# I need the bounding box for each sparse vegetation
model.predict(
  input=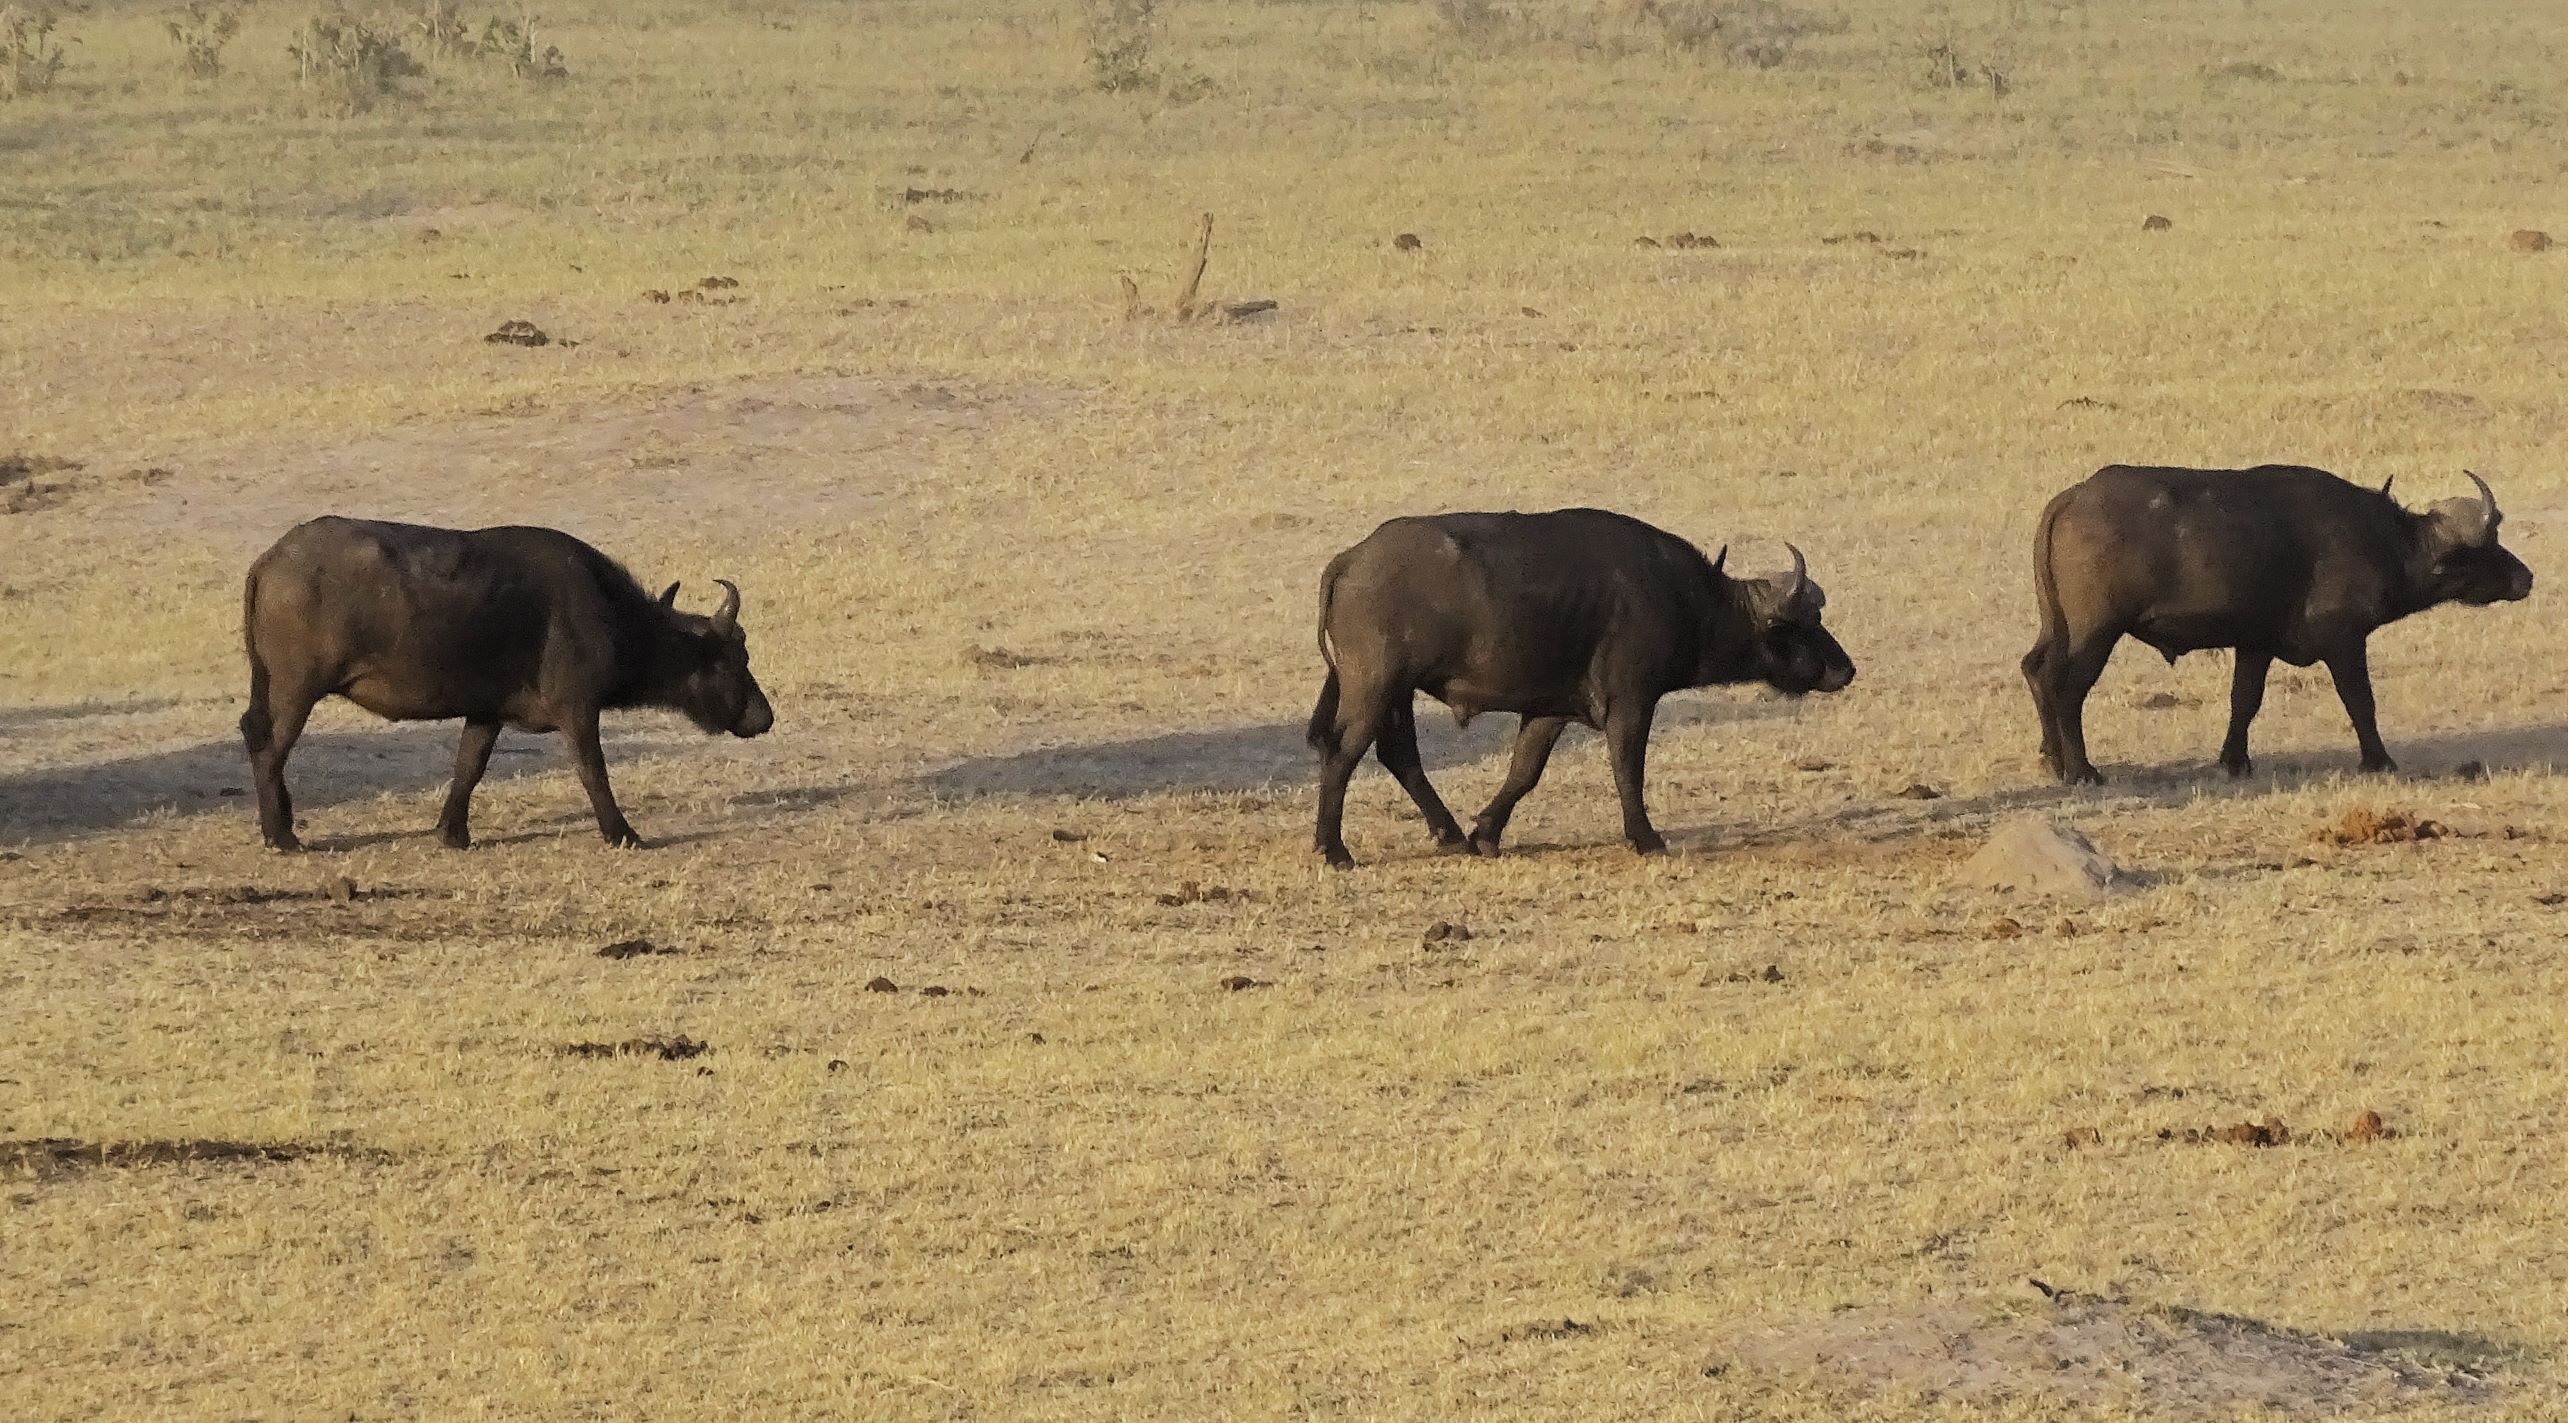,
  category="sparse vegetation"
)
[0,2,68,99]
[163,0,246,79]
[475,9,565,81]
[286,5,423,113]
[1081,0,1159,92]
